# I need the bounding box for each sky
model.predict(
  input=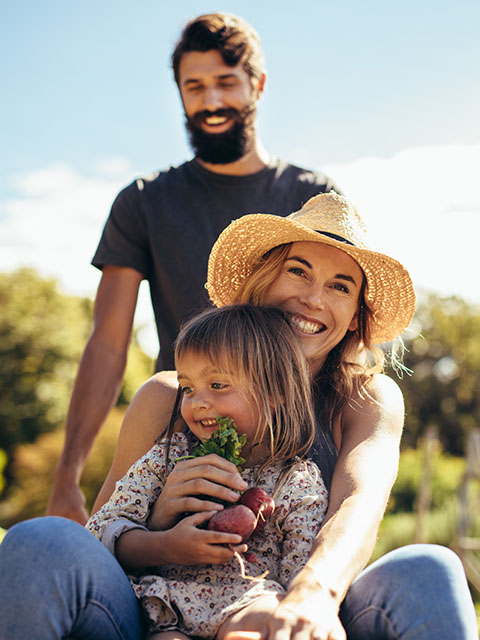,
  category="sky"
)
[1,0,479,356]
